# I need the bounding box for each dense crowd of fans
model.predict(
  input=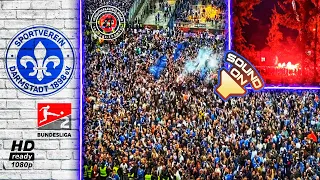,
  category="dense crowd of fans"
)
[137,0,173,25]
[83,1,320,180]
[256,66,320,86]
[174,0,226,29]
[83,28,320,180]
